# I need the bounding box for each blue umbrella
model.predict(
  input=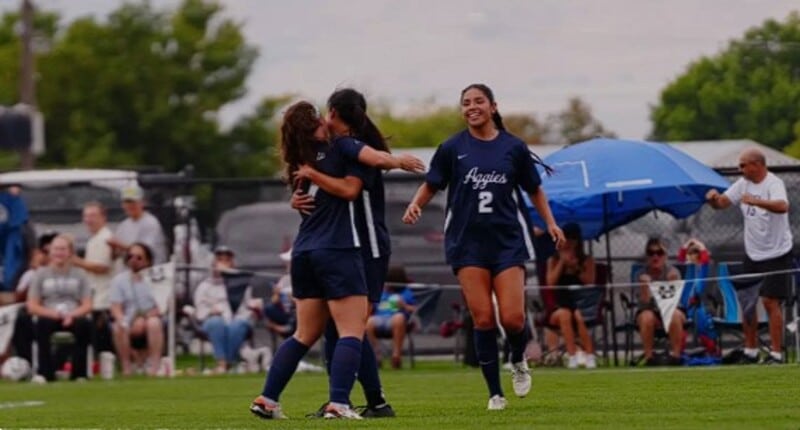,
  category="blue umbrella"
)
[526,137,729,366]
[528,138,730,239]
